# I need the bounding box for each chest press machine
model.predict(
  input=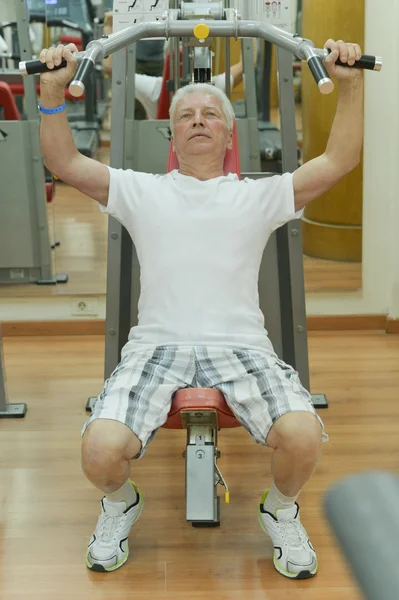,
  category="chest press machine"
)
[22,0,381,526]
